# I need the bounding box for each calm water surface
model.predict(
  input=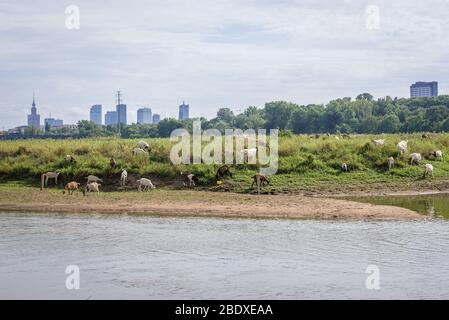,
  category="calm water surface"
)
[349,193,449,219]
[1,212,449,299]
